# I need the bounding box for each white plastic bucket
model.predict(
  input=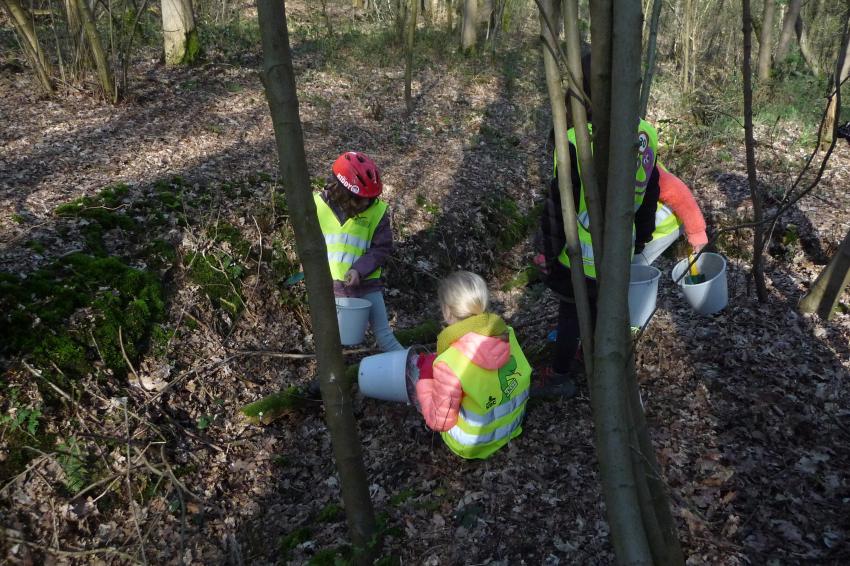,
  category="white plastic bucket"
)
[358,347,416,403]
[335,297,372,346]
[671,252,728,315]
[629,264,662,328]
